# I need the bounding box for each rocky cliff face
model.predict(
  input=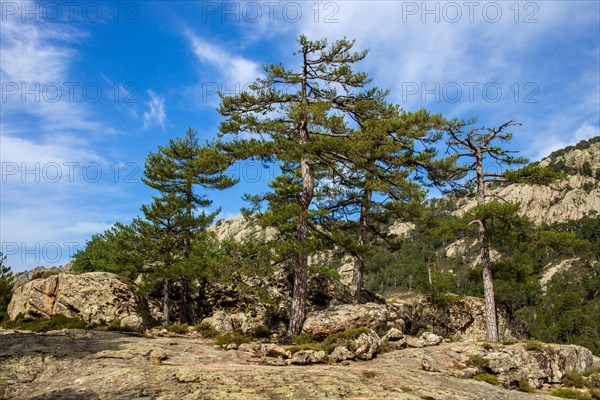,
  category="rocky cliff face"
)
[207,215,276,242]
[457,140,600,224]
